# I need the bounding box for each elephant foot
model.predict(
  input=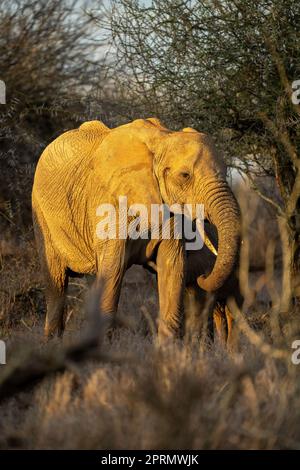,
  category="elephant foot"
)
[157,320,179,346]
